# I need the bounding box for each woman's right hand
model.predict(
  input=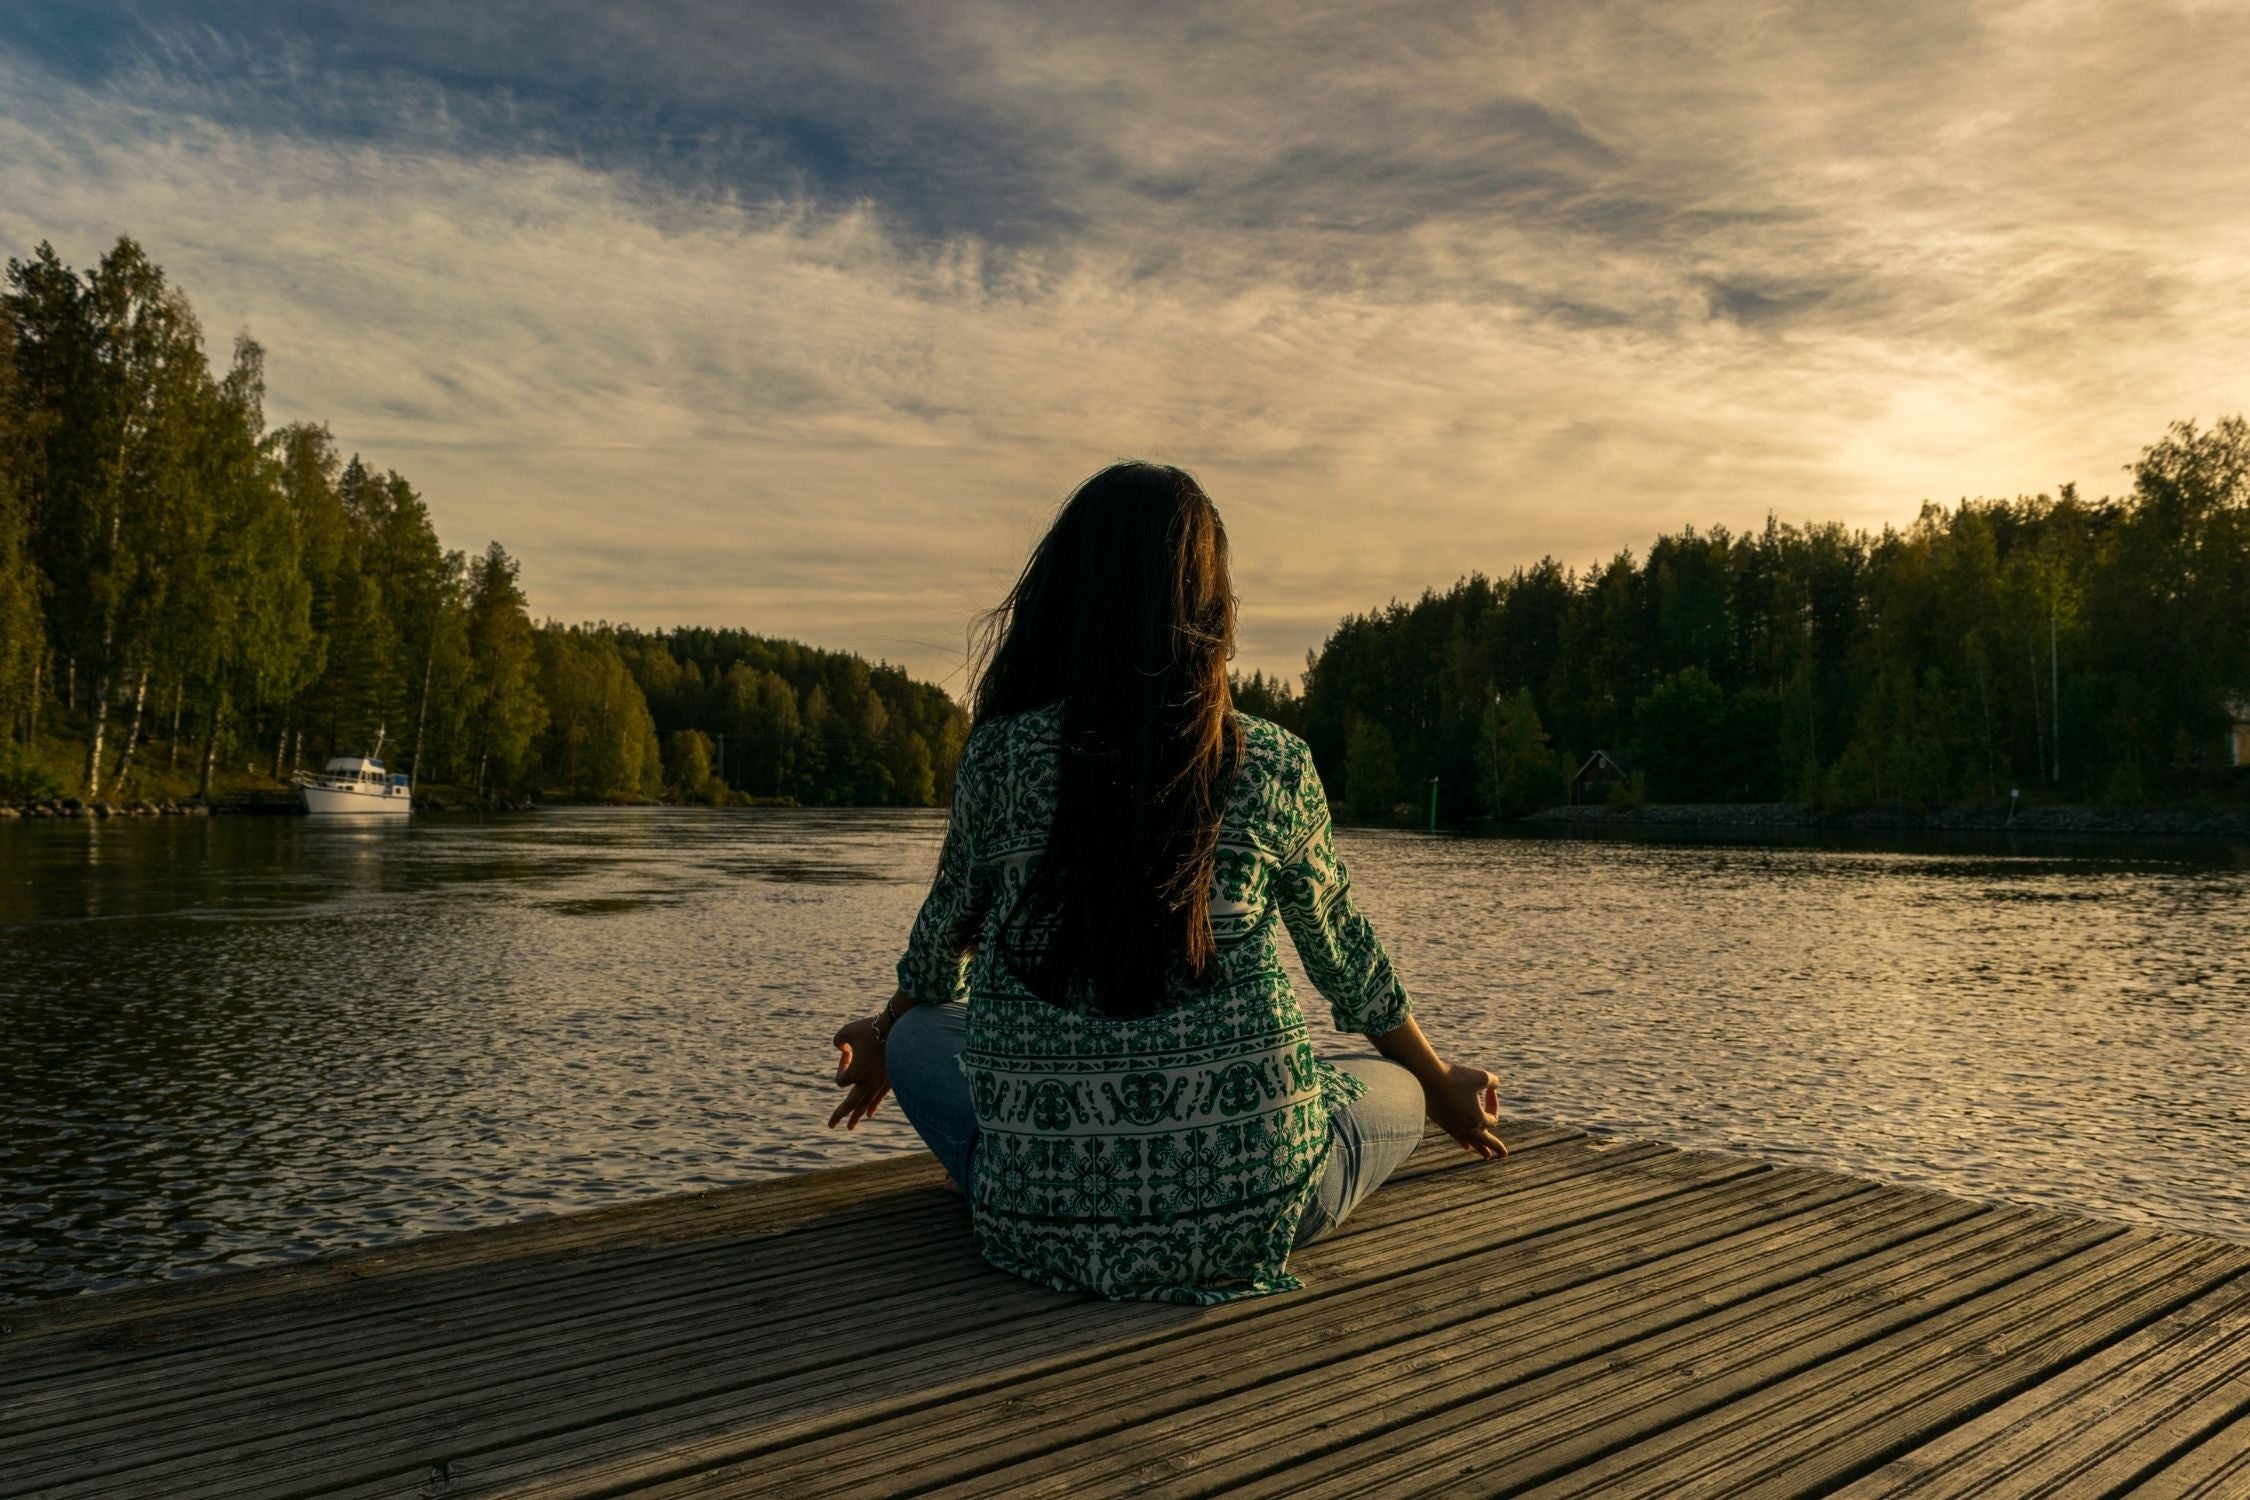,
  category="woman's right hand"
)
[1423,1061,1507,1159]
[828,1016,892,1129]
